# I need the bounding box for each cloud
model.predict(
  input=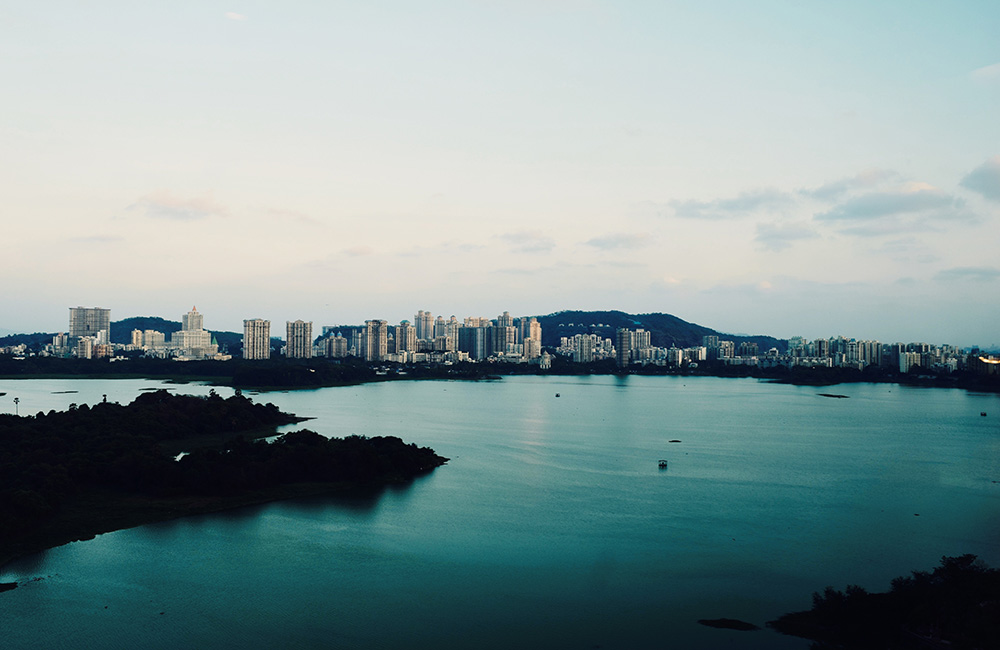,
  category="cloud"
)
[342,245,374,257]
[585,232,650,250]
[754,221,819,251]
[959,156,1000,202]
[669,188,792,220]
[128,191,228,220]
[816,183,959,222]
[813,183,973,235]
[497,231,555,253]
[970,62,1000,83]
[935,266,1000,282]
[801,169,897,201]
[225,12,248,21]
